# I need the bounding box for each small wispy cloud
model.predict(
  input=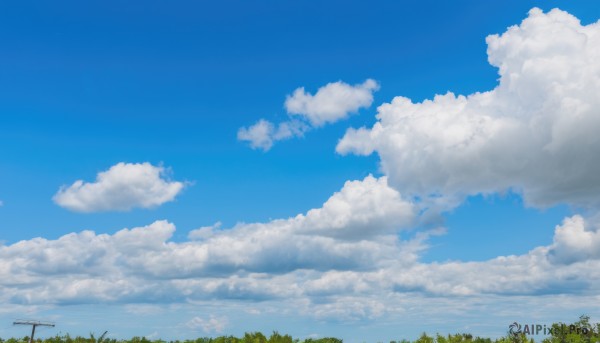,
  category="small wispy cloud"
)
[238,79,378,151]
[186,315,228,333]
